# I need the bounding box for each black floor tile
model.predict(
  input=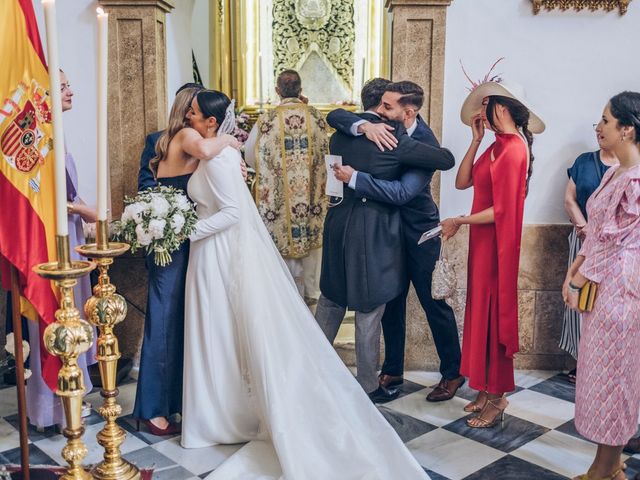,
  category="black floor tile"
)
[424,467,451,480]
[378,406,437,443]
[397,379,430,398]
[462,455,568,479]
[444,413,549,453]
[529,374,576,403]
[3,414,59,442]
[0,443,57,466]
